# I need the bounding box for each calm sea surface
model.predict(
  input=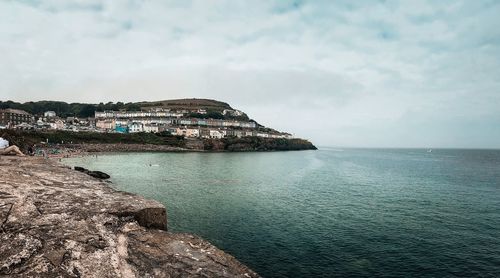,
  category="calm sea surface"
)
[63,149,500,277]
